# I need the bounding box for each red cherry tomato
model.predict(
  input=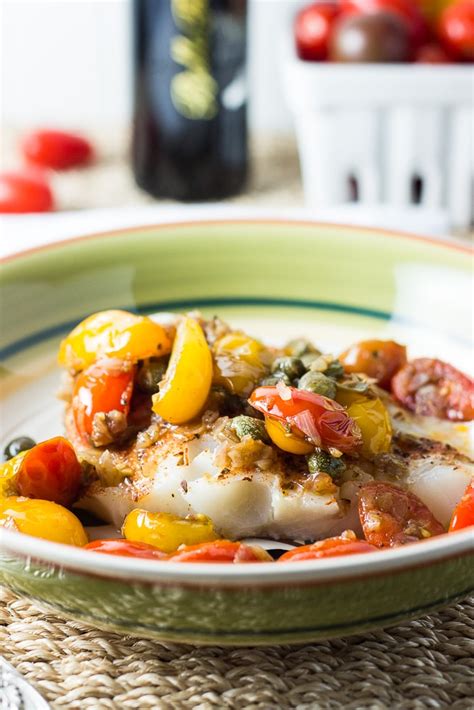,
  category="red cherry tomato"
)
[358,481,445,547]
[170,540,271,563]
[438,0,474,62]
[16,436,81,506]
[278,535,377,562]
[415,42,451,62]
[72,359,135,441]
[341,0,428,46]
[449,480,474,532]
[391,358,474,422]
[84,539,168,559]
[22,130,94,170]
[0,171,54,213]
[295,2,341,61]
[339,339,407,390]
[249,385,362,453]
